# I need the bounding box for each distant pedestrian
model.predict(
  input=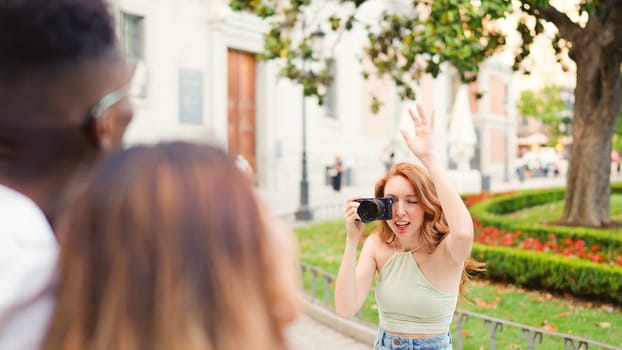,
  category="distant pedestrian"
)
[384,151,395,173]
[551,163,560,177]
[516,165,526,182]
[43,142,300,350]
[612,151,620,175]
[236,154,254,182]
[330,155,345,192]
